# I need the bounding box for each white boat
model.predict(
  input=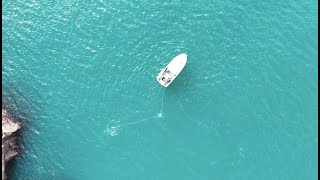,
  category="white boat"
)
[156,53,187,87]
